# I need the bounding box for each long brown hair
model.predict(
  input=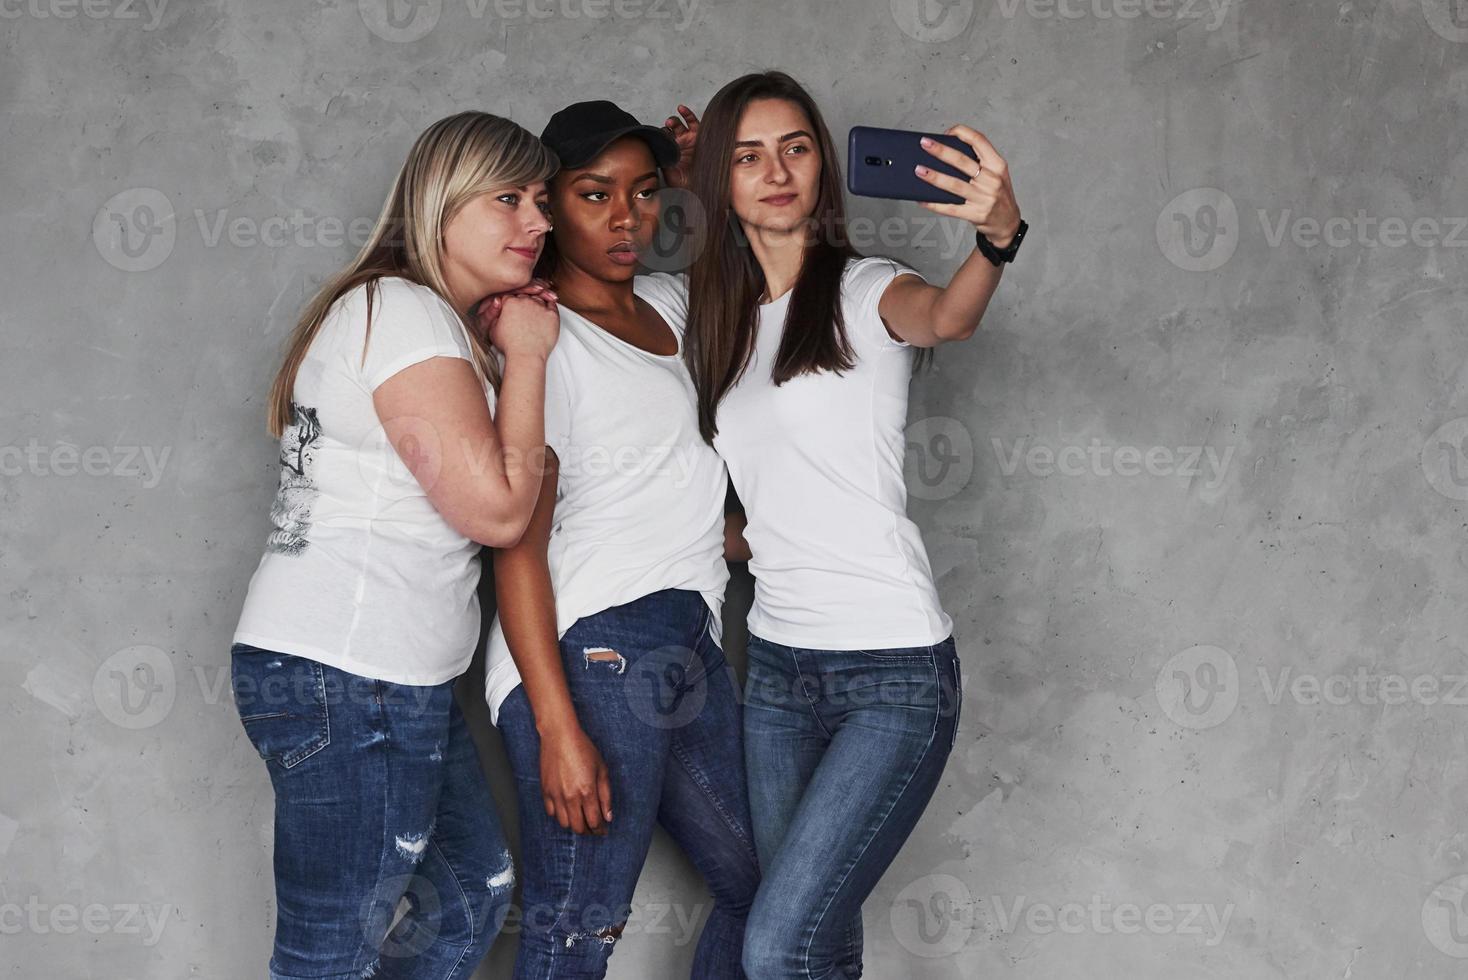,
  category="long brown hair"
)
[684,71,859,443]
[266,111,558,437]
